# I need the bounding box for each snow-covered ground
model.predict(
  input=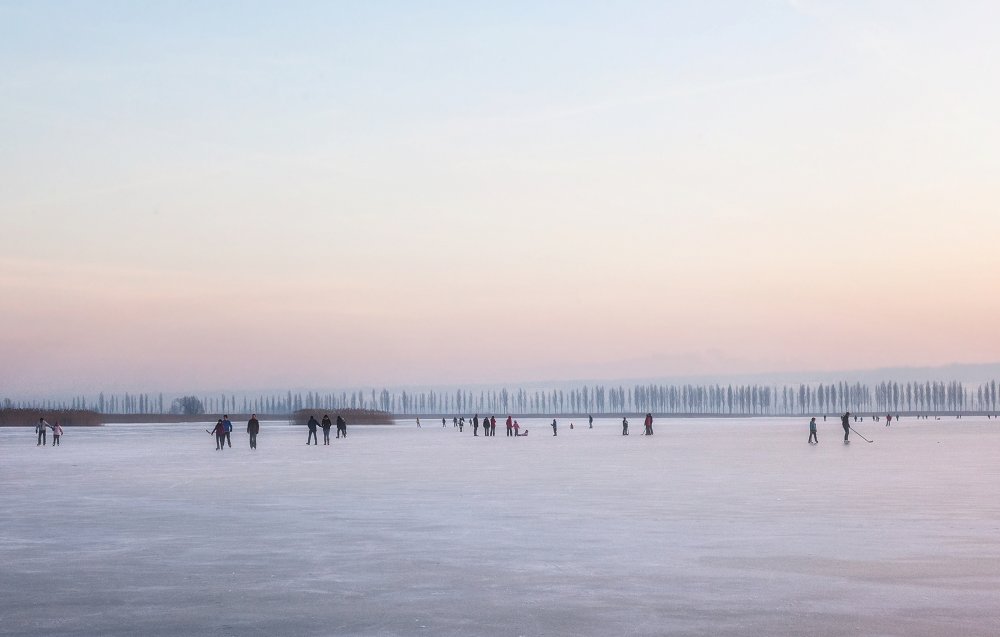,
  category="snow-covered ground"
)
[2,417,999,636]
